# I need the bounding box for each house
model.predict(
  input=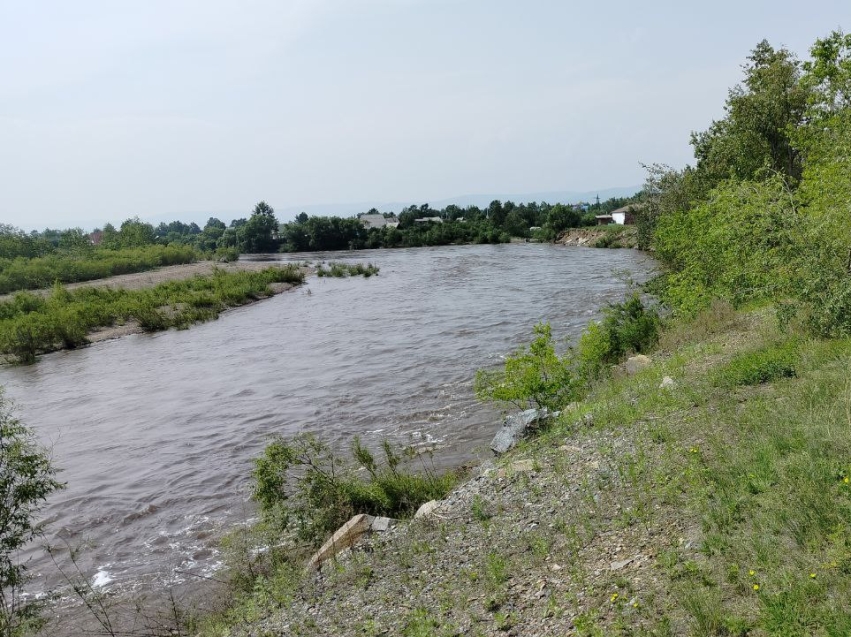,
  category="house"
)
[414,217,443,224]
[595,214,614,226]
[359,214,389,229]
[610,205,642,225]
